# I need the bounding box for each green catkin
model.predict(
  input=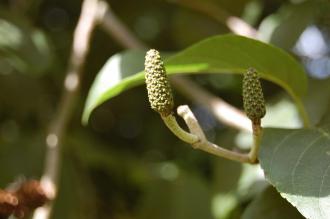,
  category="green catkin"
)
[242,68,266,123]
[145,49,174,117]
